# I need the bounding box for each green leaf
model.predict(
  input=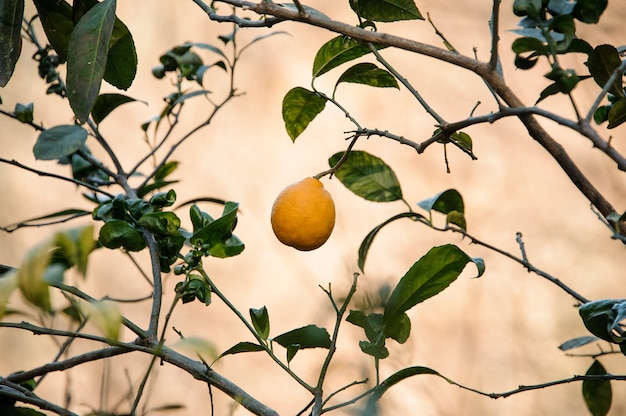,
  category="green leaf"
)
[175,274,211,305]
[350,0,423,22]
[358,212,425,272]
[0,407,47,416]
[102,11,137,90]
[607,97,626,129]
[586,45,624,98]
[335,63,398,93]
[513,0,542,17]
[14,102,34,123]
[558,336,599,351]
[583,360,612,416]
[273,325,331,351]
[83,300,121,341]
[579,299,626,343]
[172,337,218,361]
[250,306,270,340]
[54,225,96,276]
[98,219,146,252]
[418,189,464,215]
[149,189,177,209]
[365,366,447,411]
[0,270,18,320]
[33,125,88,160]
[446,210,467,231]
[216,342,265,361]
[329,150,403,202]
[358,340,389,359]
[0,0,24,87]
[1,208,90,232]
[154,161,179,181]
[32,0,73,61]
[511,37,548,55]
[383,244,482,336]
[16,241,54,313]
[190,202,244,258]
[91,93,141,124]
[138,212,181,236]
[573,0,607,24]
[281,87,327,141]
[66,0,117,123]
[312,35,385,78]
